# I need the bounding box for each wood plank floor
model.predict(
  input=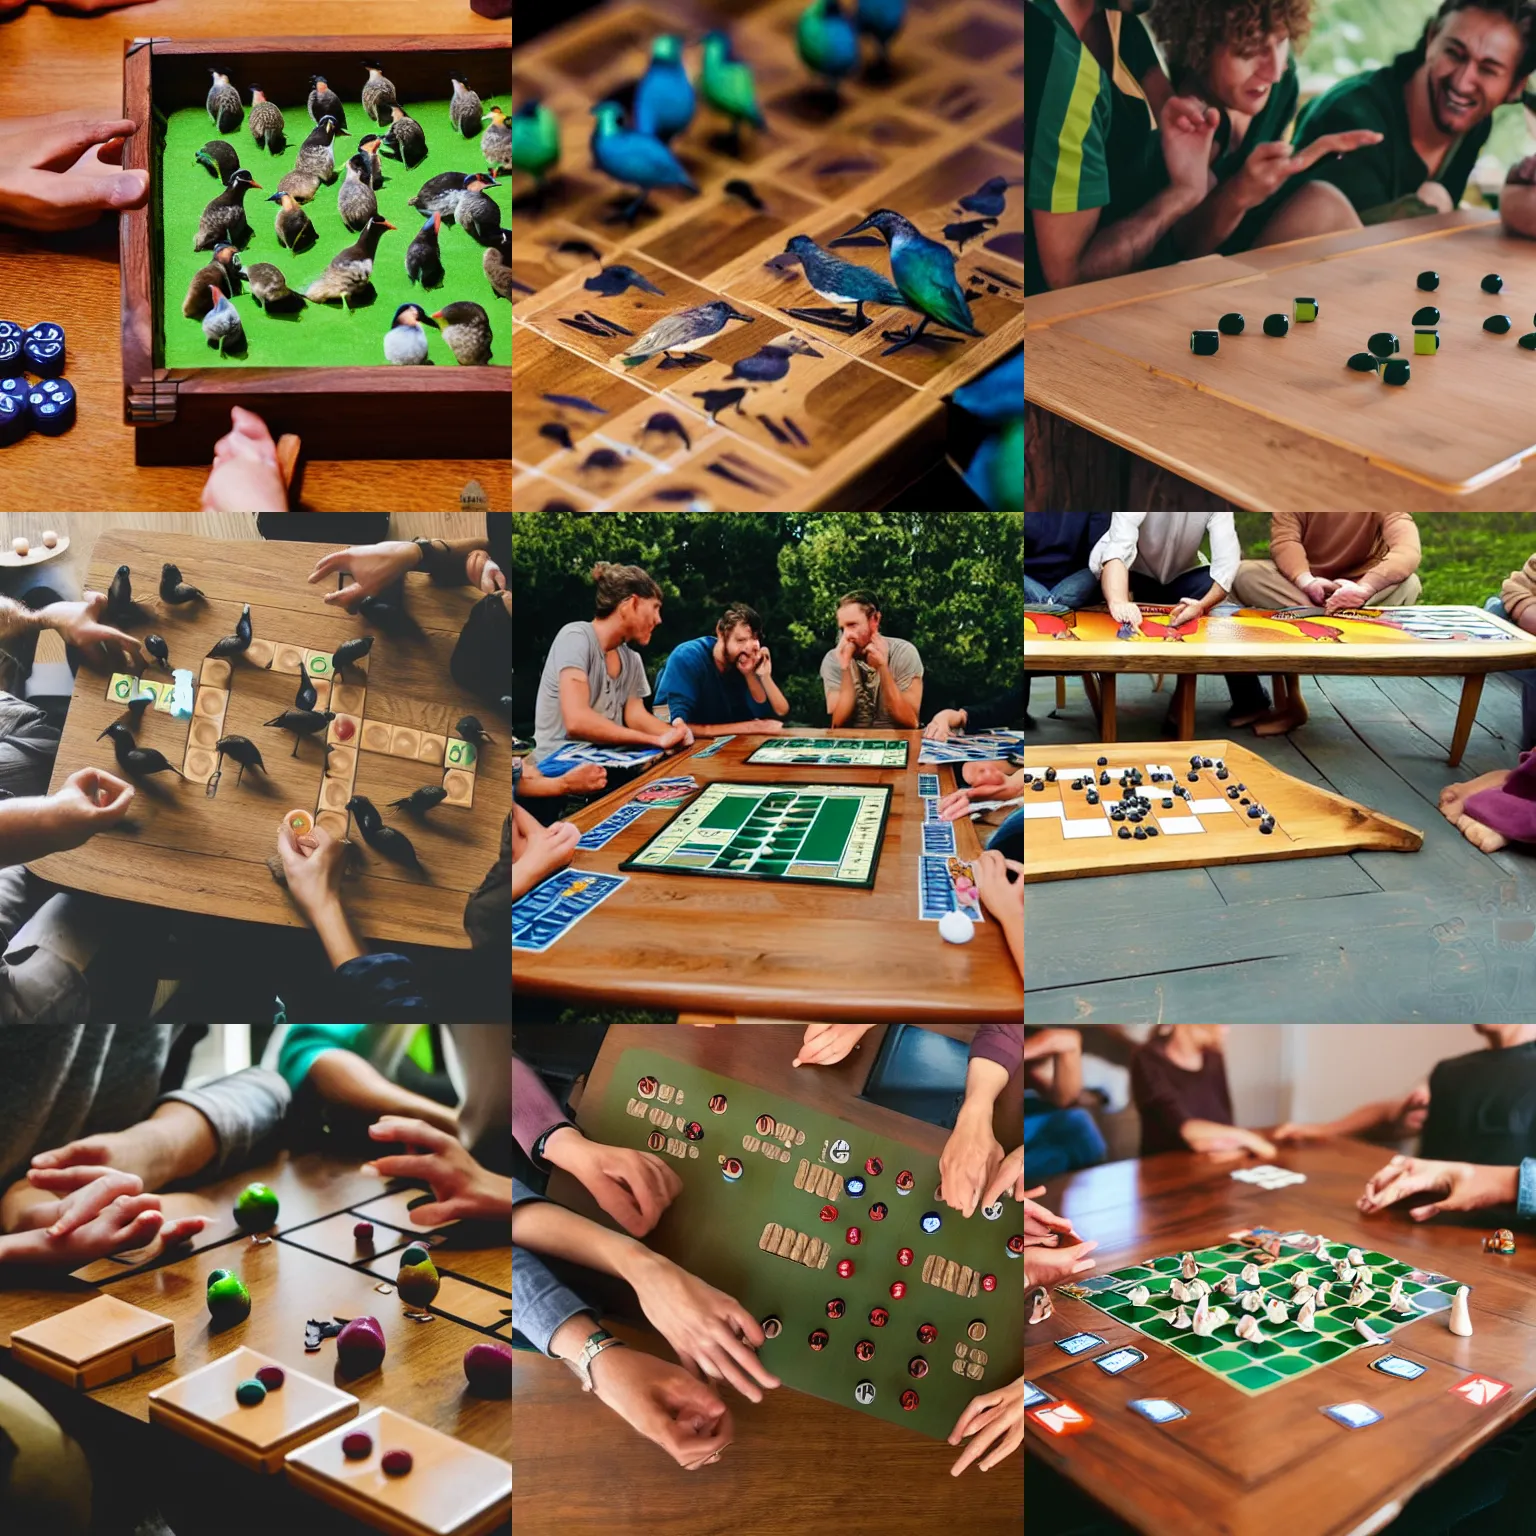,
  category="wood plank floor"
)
[1024,669,1536,1023]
